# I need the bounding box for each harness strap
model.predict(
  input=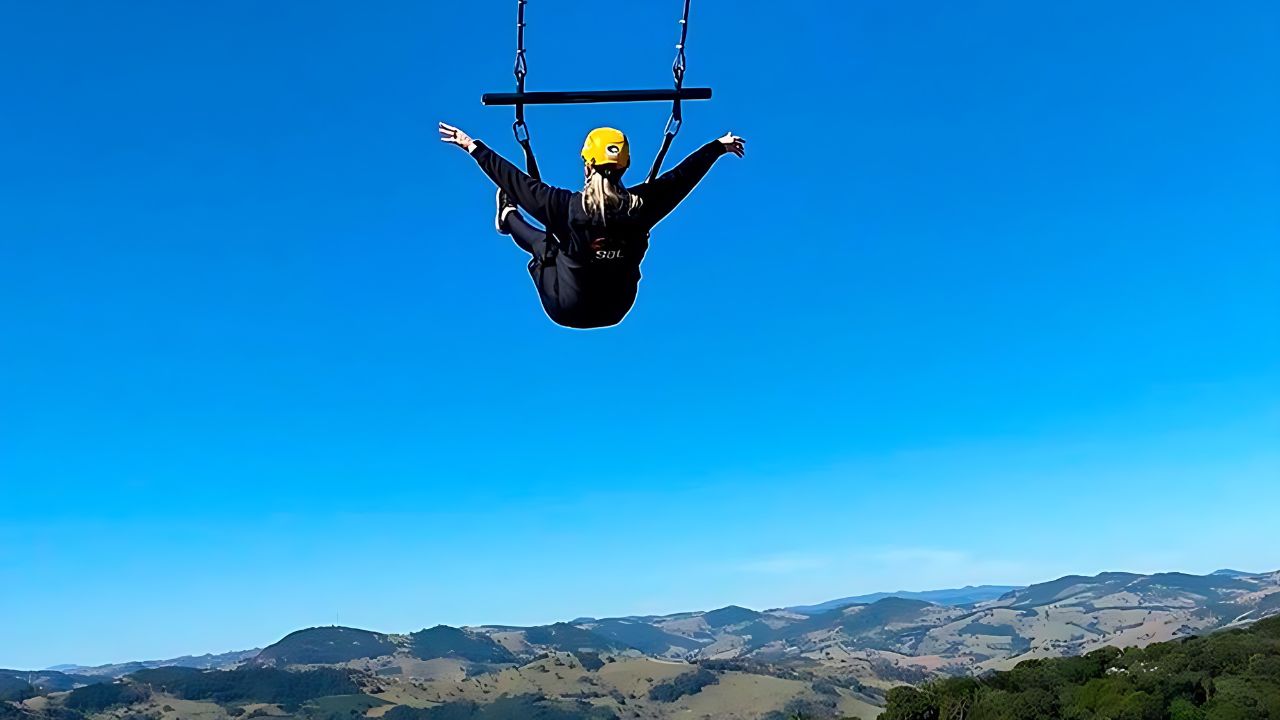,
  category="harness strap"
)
[646,0,692,183]
[512,0,541,180]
